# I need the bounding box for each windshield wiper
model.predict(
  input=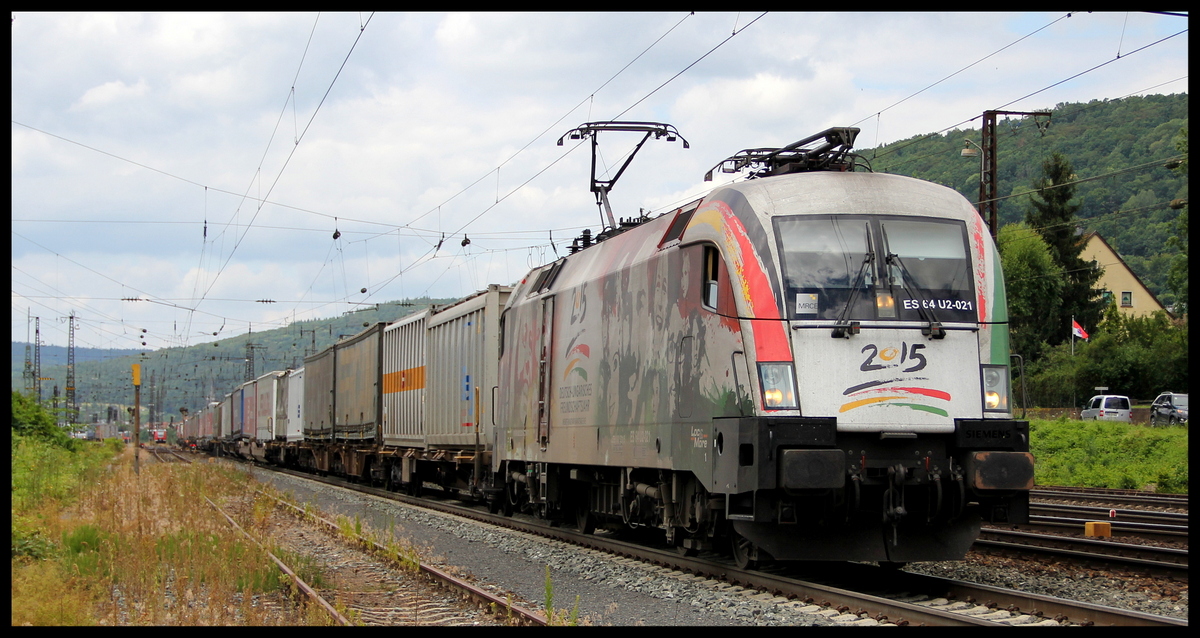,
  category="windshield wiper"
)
[882,224,946,339]
[831,224,873,338]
